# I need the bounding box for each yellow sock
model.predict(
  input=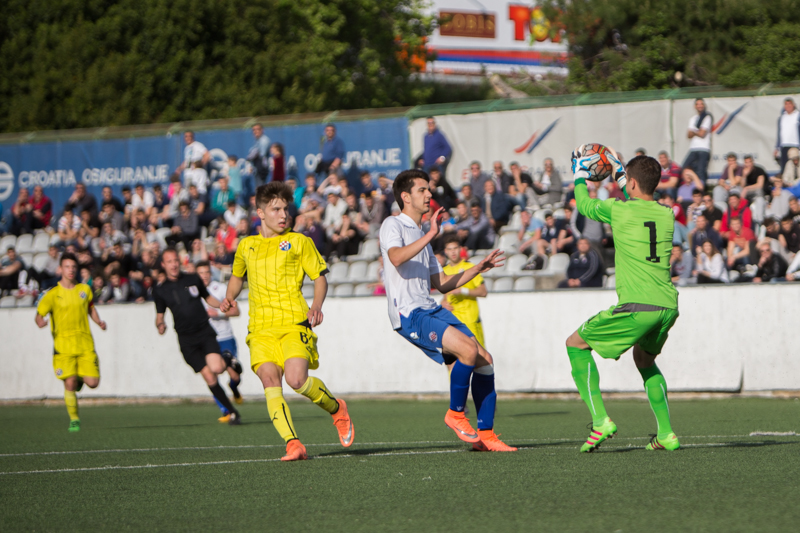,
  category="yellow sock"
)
[265,388,298,443]
[293,377,339,414]
[64,390,79,421]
